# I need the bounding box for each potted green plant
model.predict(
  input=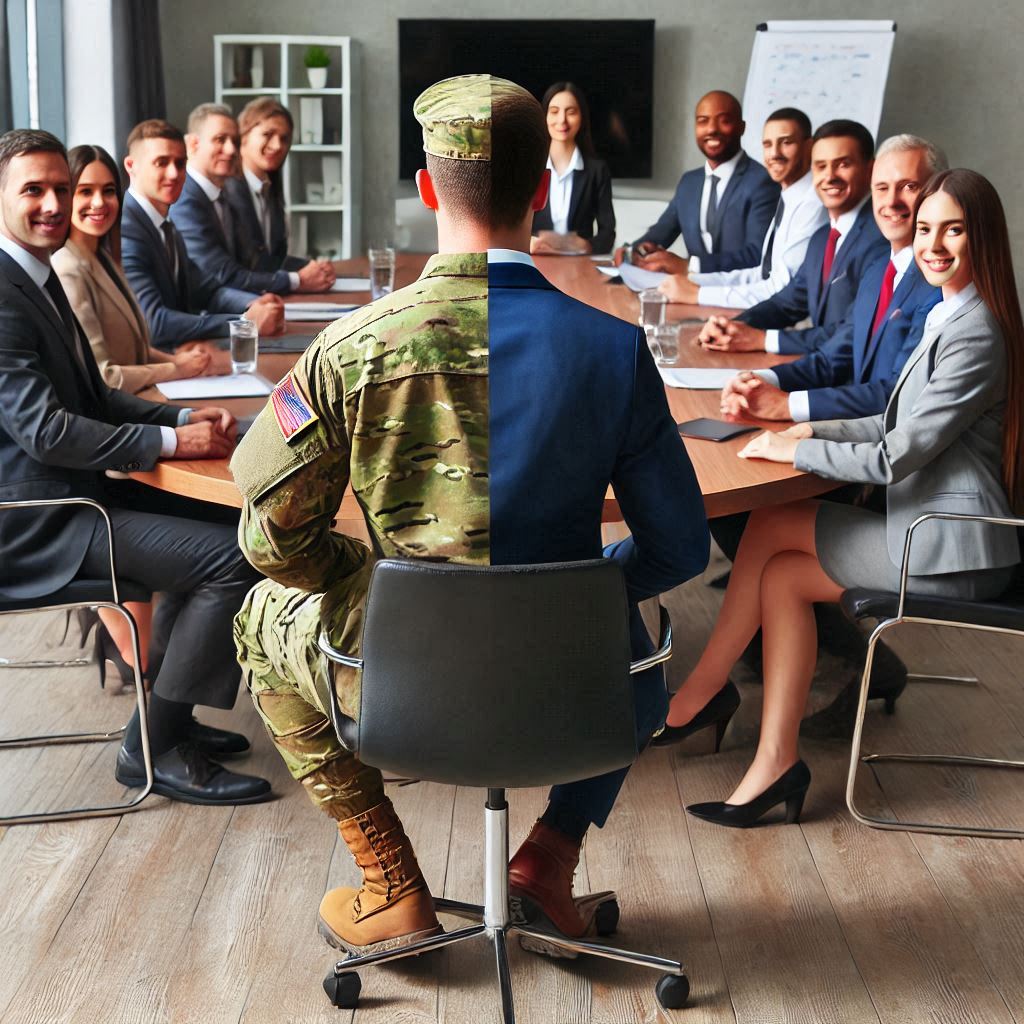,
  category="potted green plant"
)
[304,45,330,89]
